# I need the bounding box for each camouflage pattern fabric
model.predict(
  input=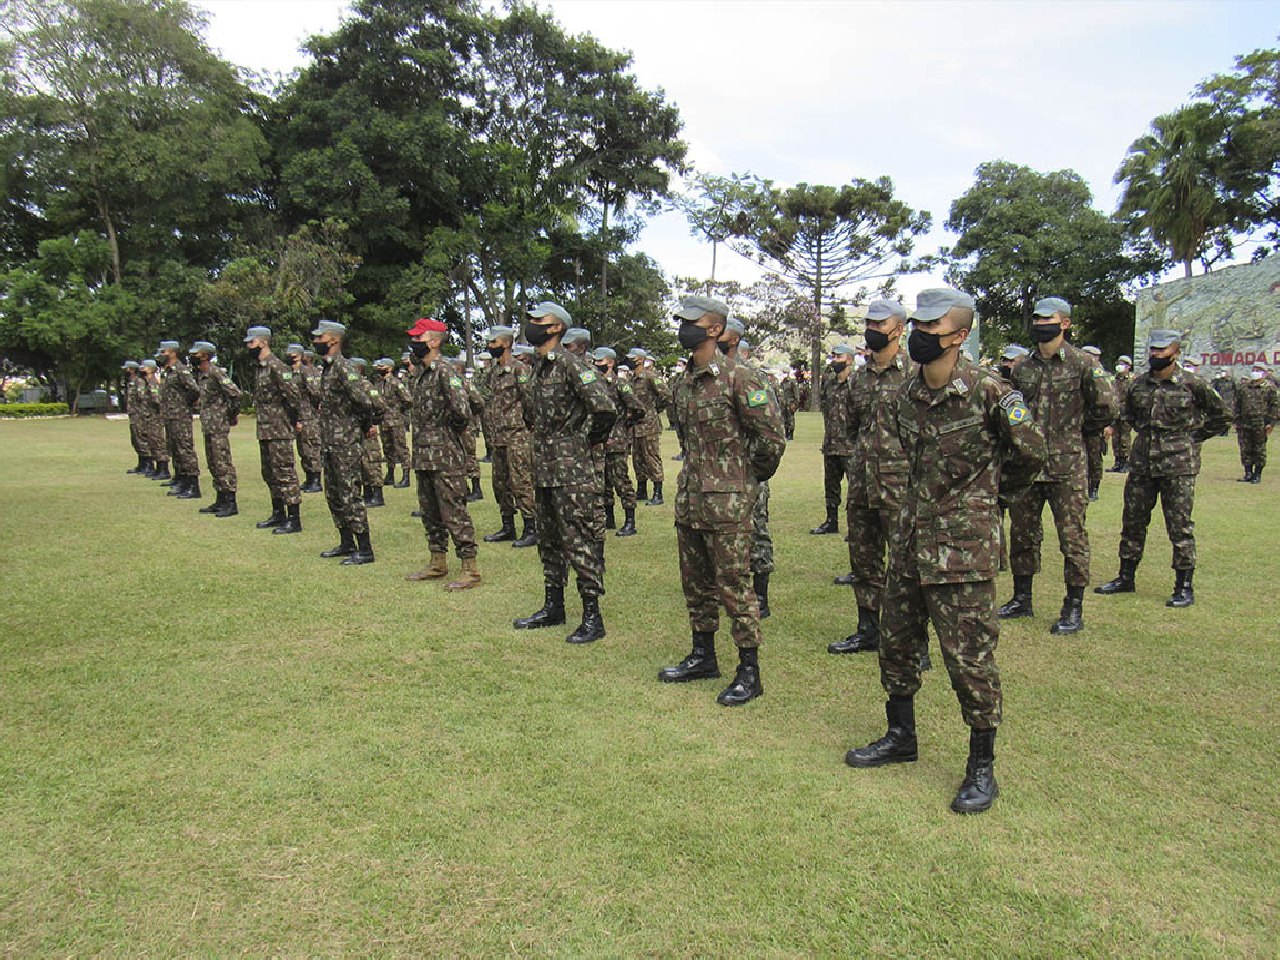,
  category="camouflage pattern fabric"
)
[318,354,375,535]
[1235,425,1270,467]
[360,379,387,486]
[125,377,144,455]
[1085,433,1105,489]
[482,361,535,519]
[847,503,893,609]
[377,372,412,467]
[1122,369,1230,477]
[1234,377,1278,467]
[196,363,240,493]
[1111,370,1134,459]
[493,437,536,520]
[822,454,851,517]
[1007,475,1090,586]
[820,369,856,456]
[259,440,299,504]
[410,359,479,555]
[1009,342,1115,481]
[629,371,669,483]
[749,480,773,575]
[160,362,200,474]
[778,377,799,436]
[1211,374,1236,412]
[136,378,164,459]
[417,469,478,558]
[602,372,642,511]
[604,451,636,511]
[164,417,200,475]
[296,362,323,474]
[253,354,301,441]
[1119,474,1198,570]
[678,525,760,648]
